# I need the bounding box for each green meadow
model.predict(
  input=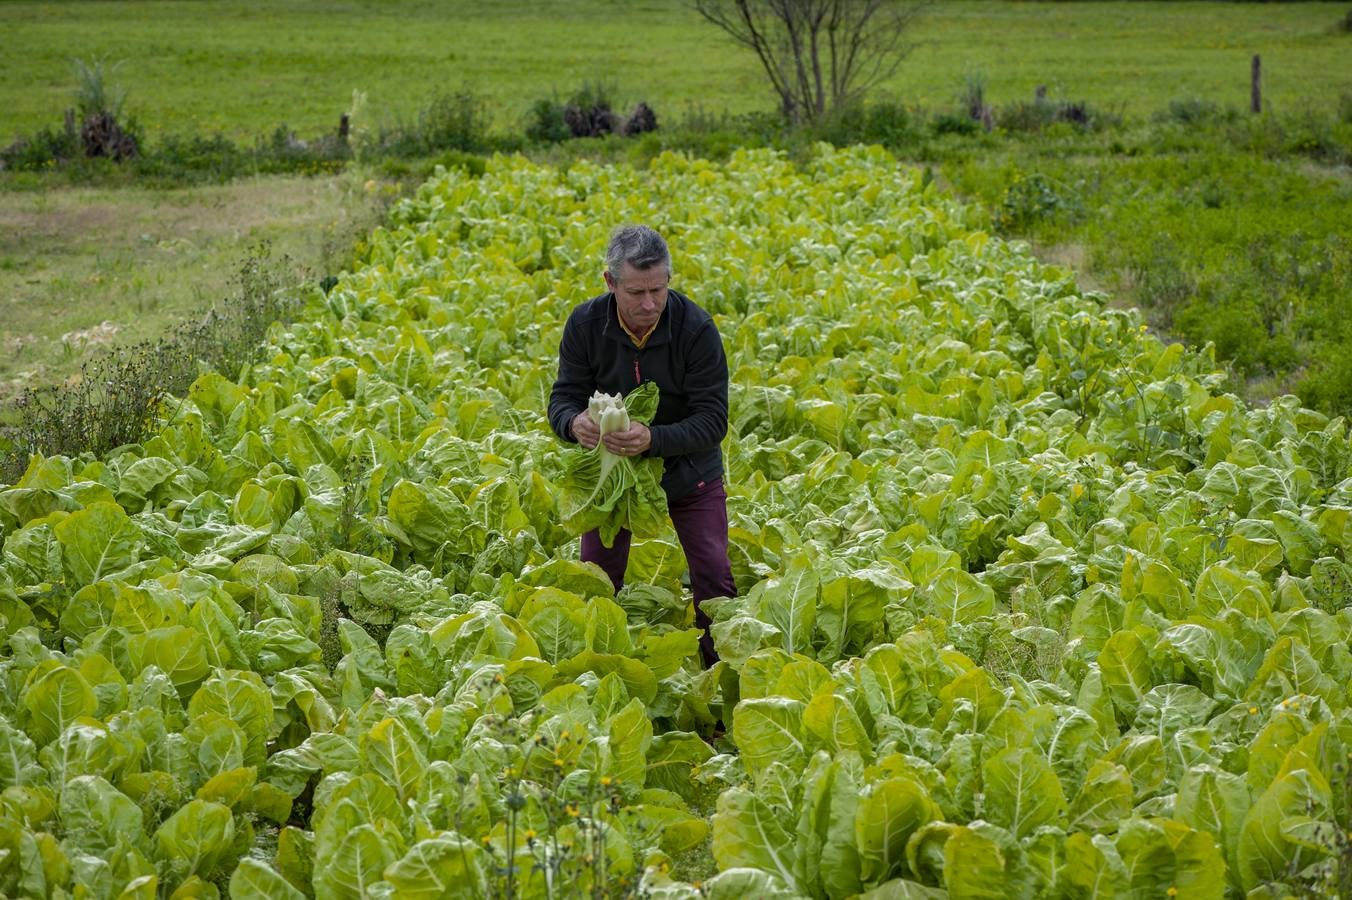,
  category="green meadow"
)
[3,1,1349,144]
